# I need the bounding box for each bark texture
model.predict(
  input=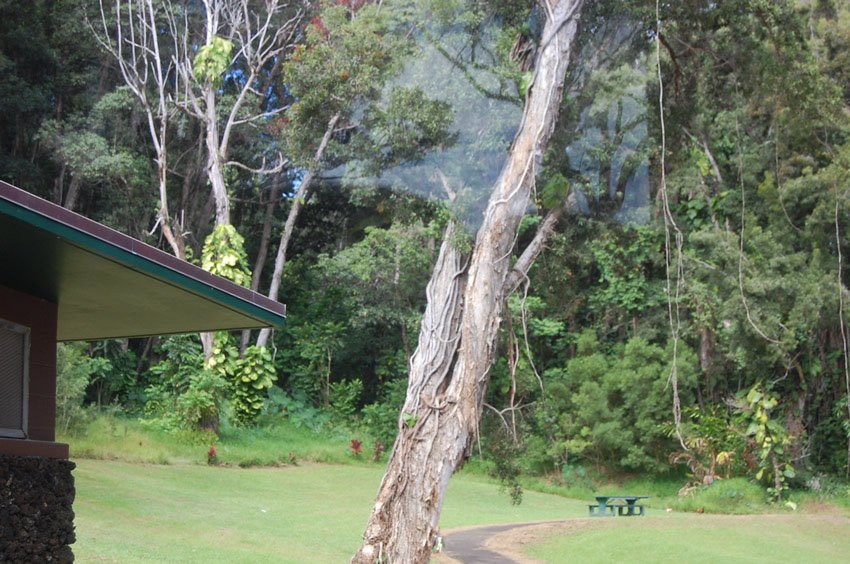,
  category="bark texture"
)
[352,2,584,562]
